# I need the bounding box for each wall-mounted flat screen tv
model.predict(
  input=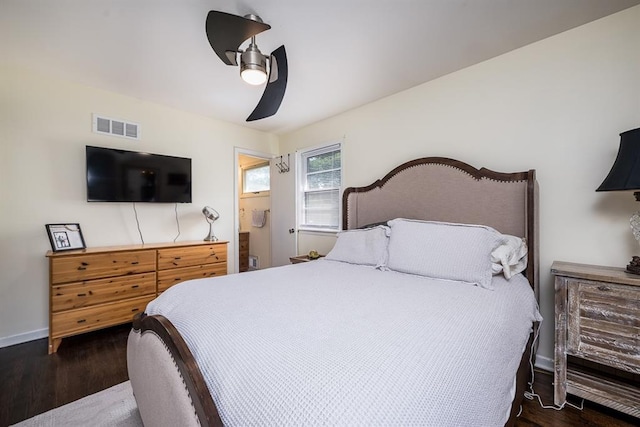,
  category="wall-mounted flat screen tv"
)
[86,145,192,203]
